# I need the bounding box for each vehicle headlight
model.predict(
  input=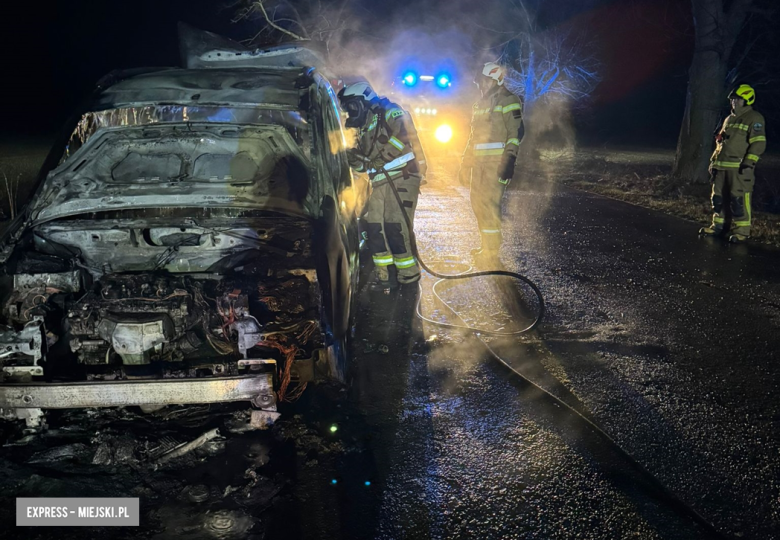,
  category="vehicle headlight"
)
[435,124,453,143]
